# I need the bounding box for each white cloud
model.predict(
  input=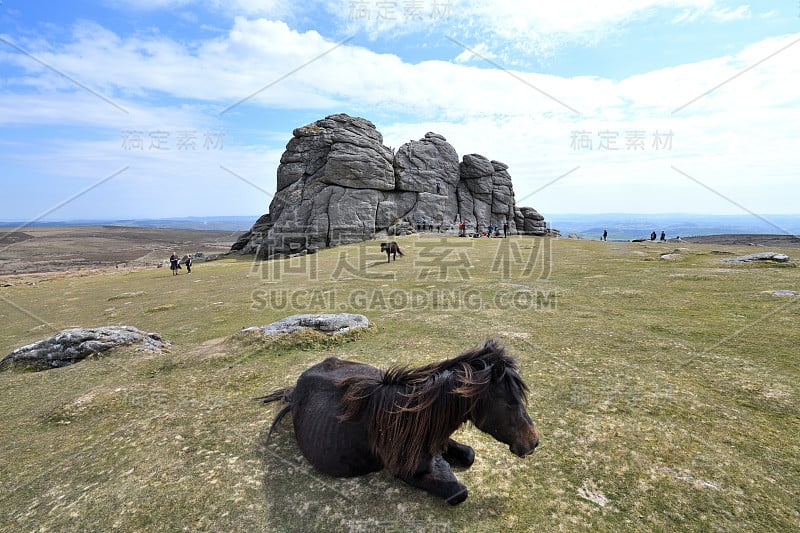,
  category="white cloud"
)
[710,5,751,21]
[314,1,750,60]
[2,15,798,216]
